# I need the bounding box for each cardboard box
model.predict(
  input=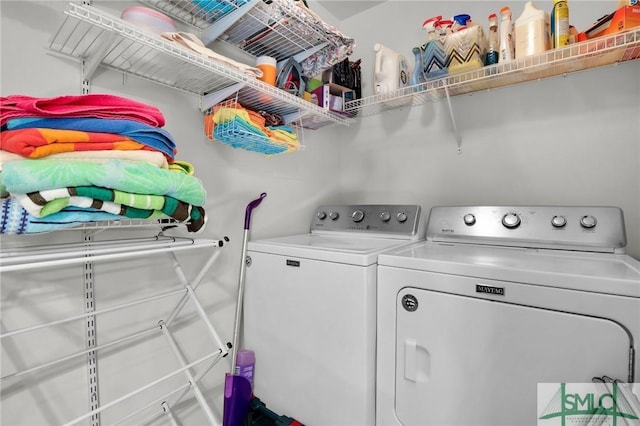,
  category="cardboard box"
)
[311,83,356,116]
[577,5,640,42]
